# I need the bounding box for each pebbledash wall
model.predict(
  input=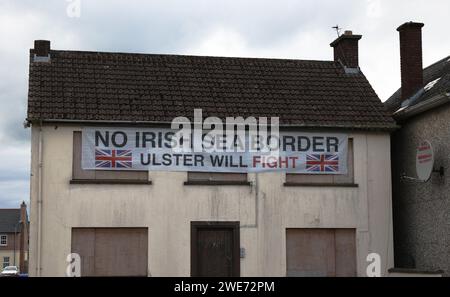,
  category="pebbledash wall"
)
[28,123,394,276]
[391,104,450,275]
